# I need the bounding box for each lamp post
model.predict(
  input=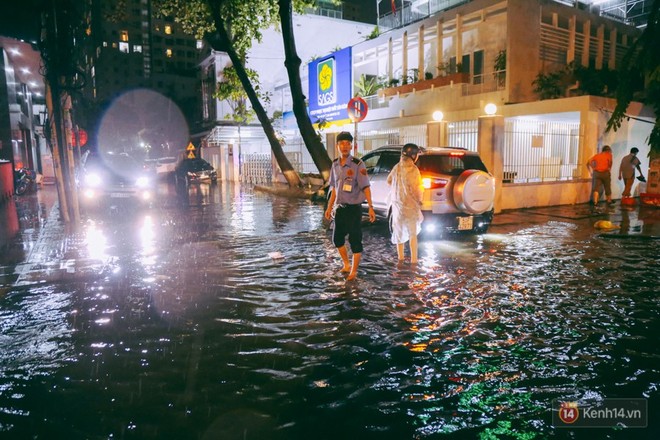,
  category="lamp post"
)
[478,102,504,213]
[427,110,448,147]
